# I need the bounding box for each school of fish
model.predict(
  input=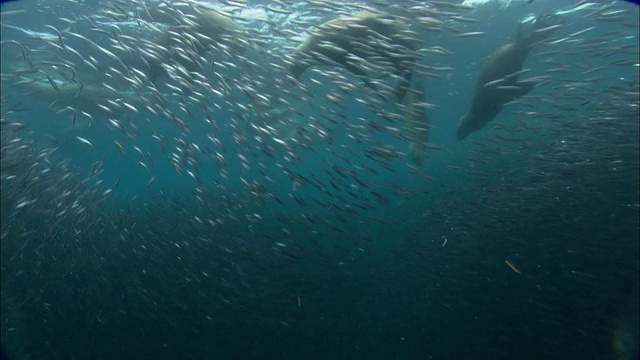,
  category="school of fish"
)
[0,0,638,359]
